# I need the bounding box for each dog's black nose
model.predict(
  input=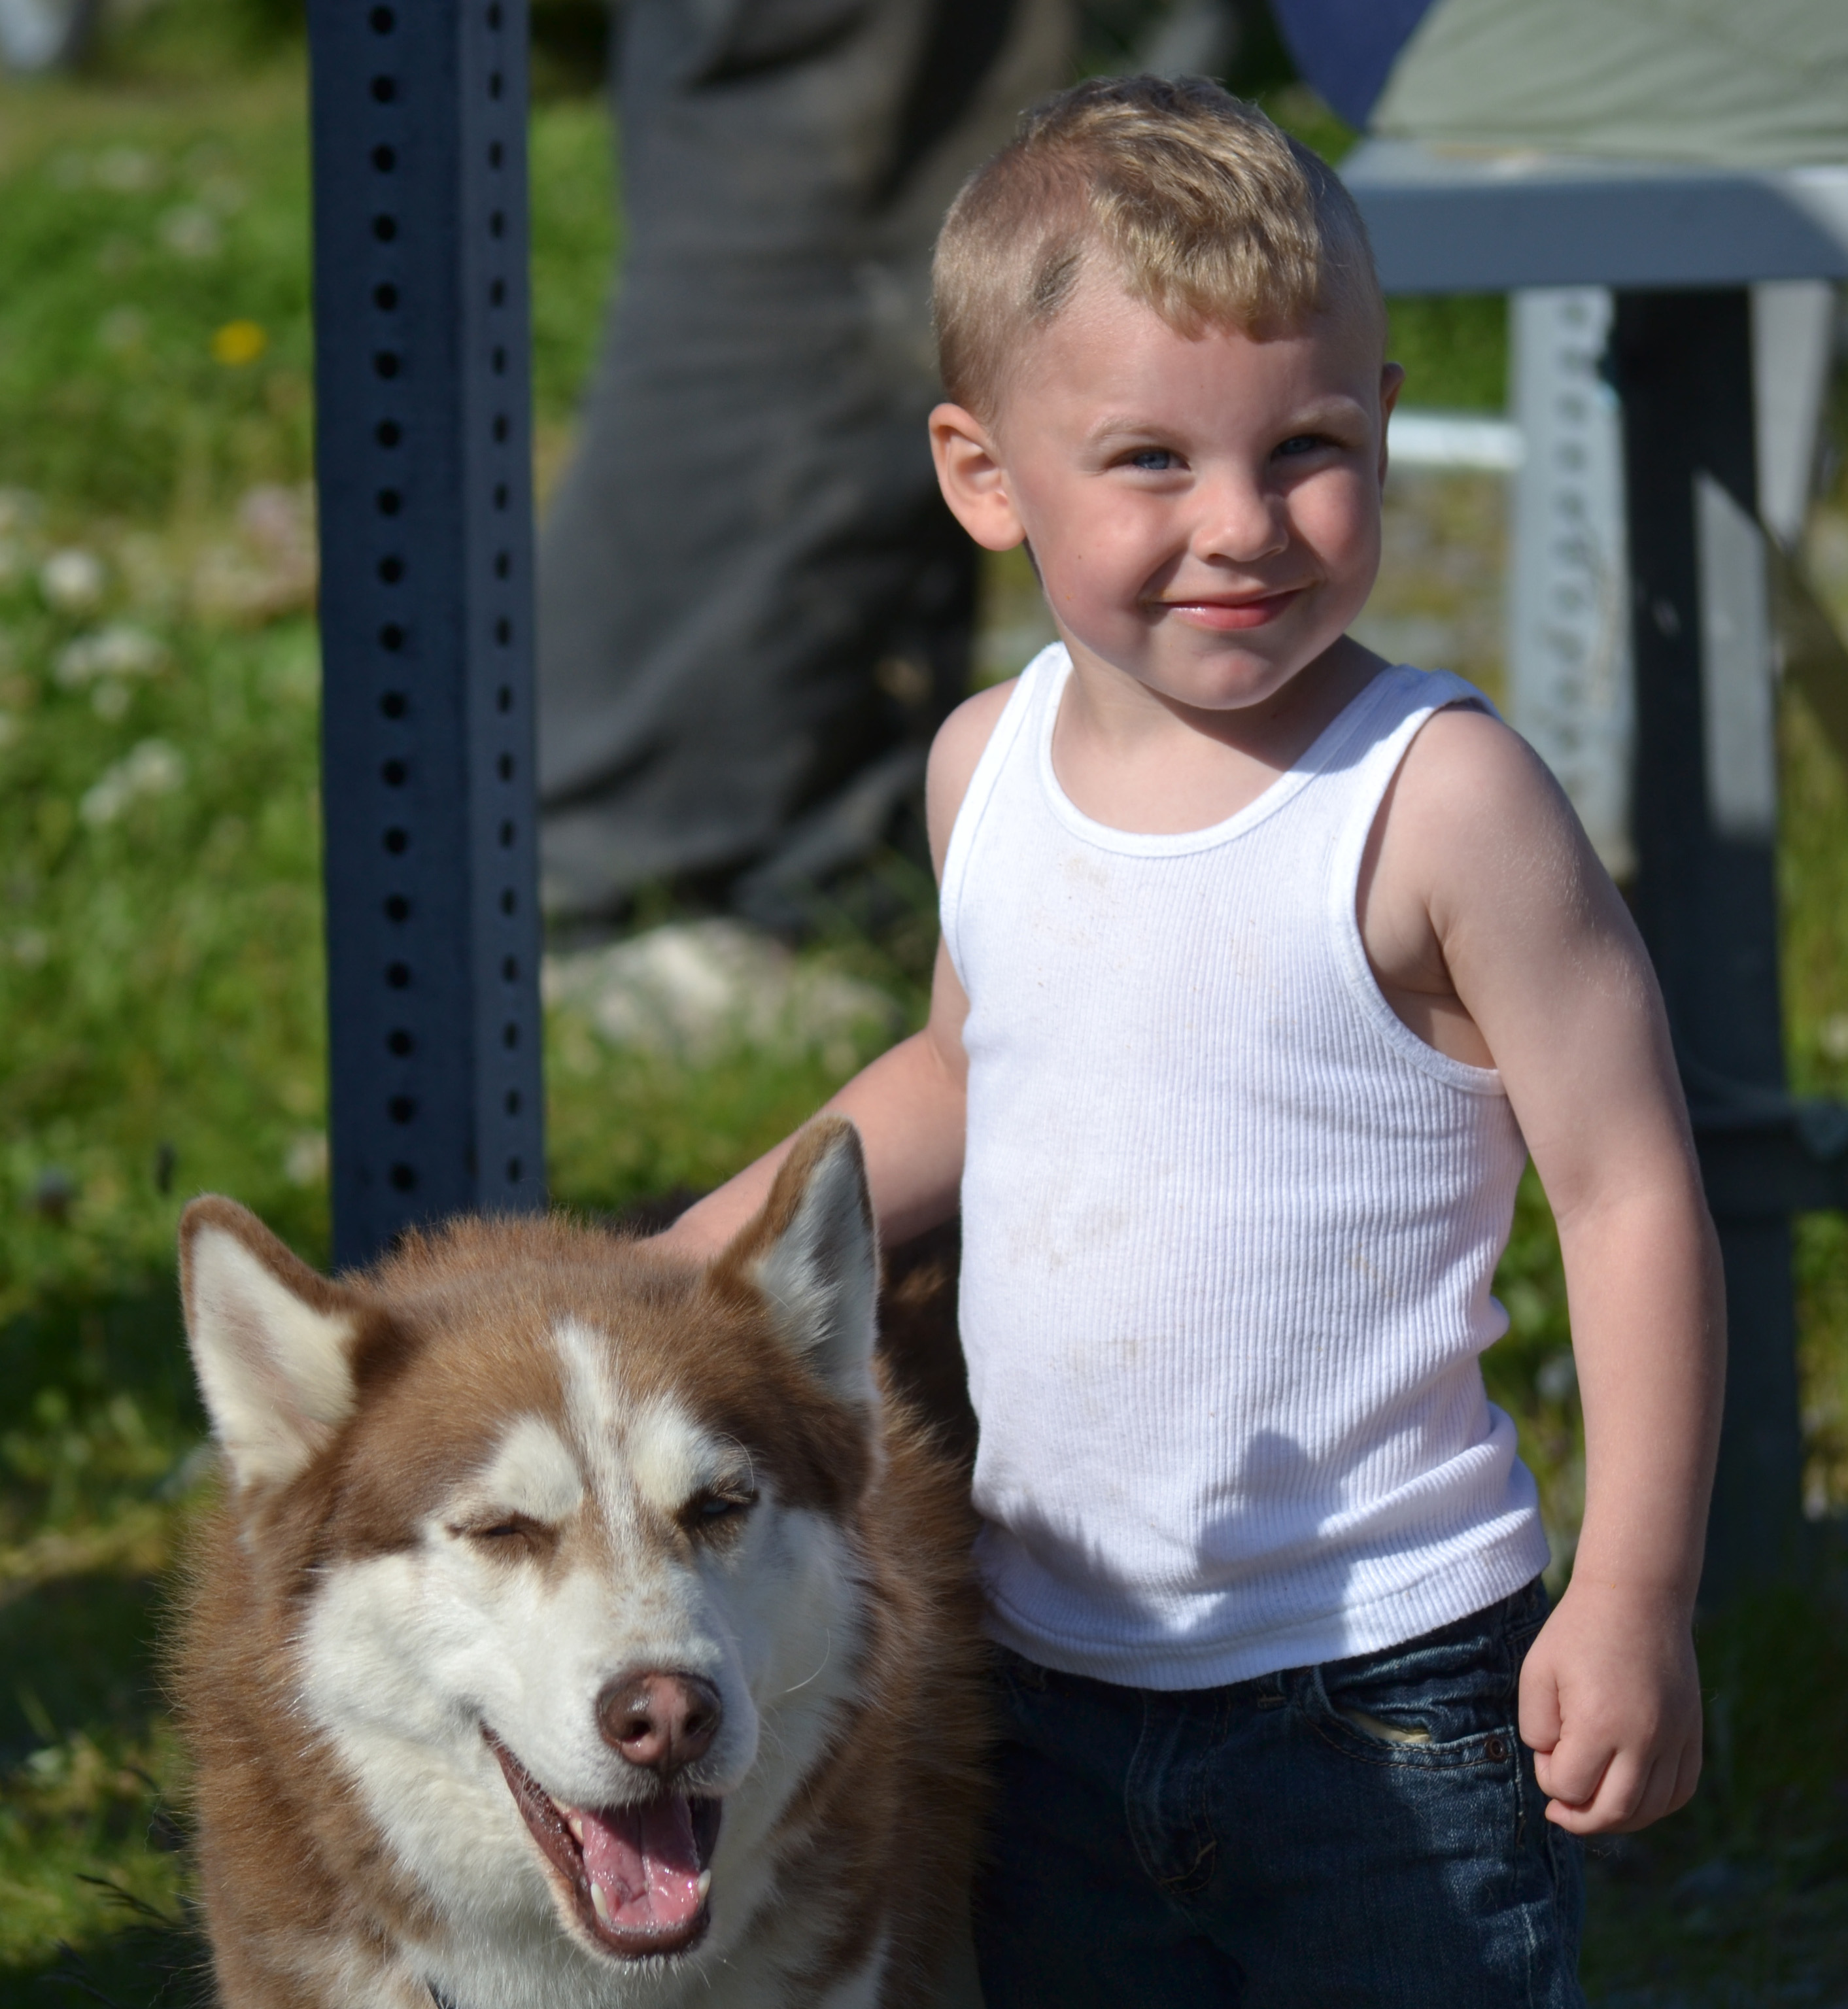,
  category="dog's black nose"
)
[597,1670,723,1776]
